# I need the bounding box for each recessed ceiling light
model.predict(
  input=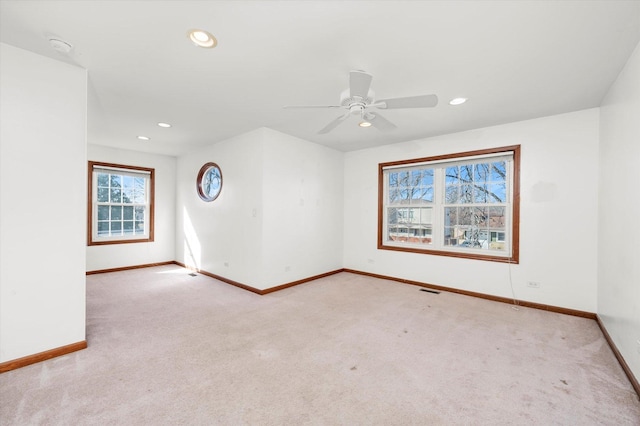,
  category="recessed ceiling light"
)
[449,97,468,106]
[137,136,150,141]
[48,37,73,55]
[157,122,172,128]
[188,29,217,48]
[359,121,372,128]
